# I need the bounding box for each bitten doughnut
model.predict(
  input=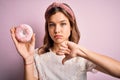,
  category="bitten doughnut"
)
[15,24,33,42]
